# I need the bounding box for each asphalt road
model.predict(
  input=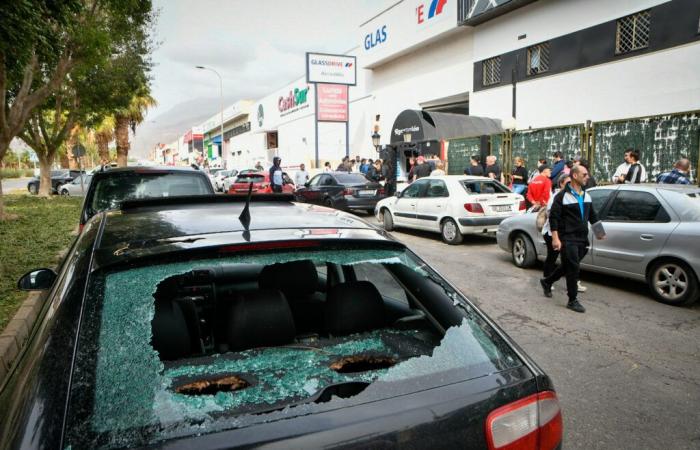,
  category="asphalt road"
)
[374,222,700,449]
[1,177,31,193]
